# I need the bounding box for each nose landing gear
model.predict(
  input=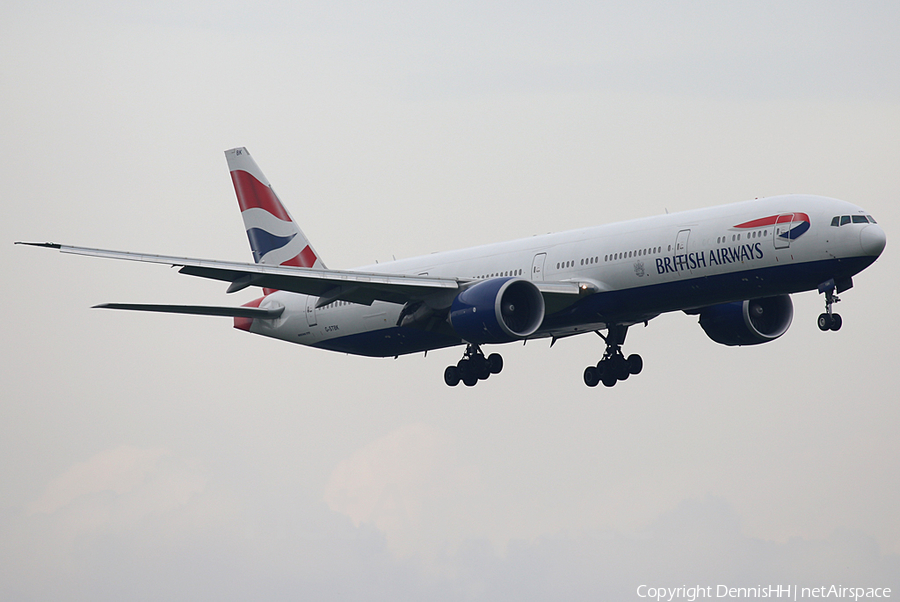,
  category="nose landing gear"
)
[817,279,845,332]
[583,324,643,388]
[444,344,503,387]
